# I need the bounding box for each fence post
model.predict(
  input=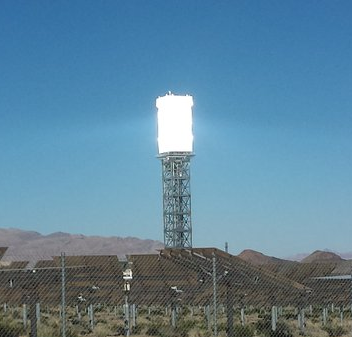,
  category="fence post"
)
[212,254,217,337]
[171,306,177,328]
[27,271,39,337]
[36,303,40,324]
[298,307,305,334]
[271,306,277,331]
[124,293,130,336]
[23,304,27,329]
[322,307,327,326]
[29,300,37,337]
[206,305,211,330]
[131,304,136,328]
[89,303,94,330]
[241,307,246,326]
[61,252,66,337]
